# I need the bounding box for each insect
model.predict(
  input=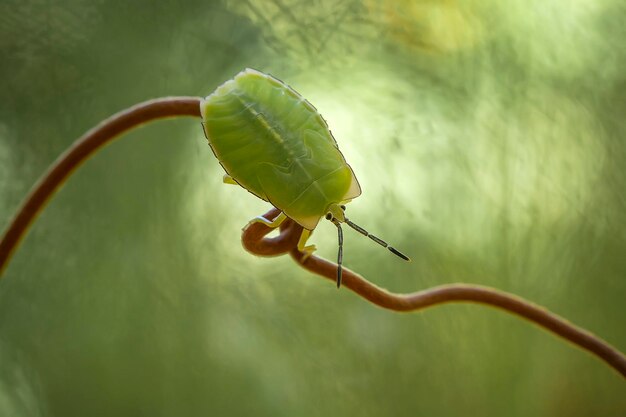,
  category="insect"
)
[201,68,409,287]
